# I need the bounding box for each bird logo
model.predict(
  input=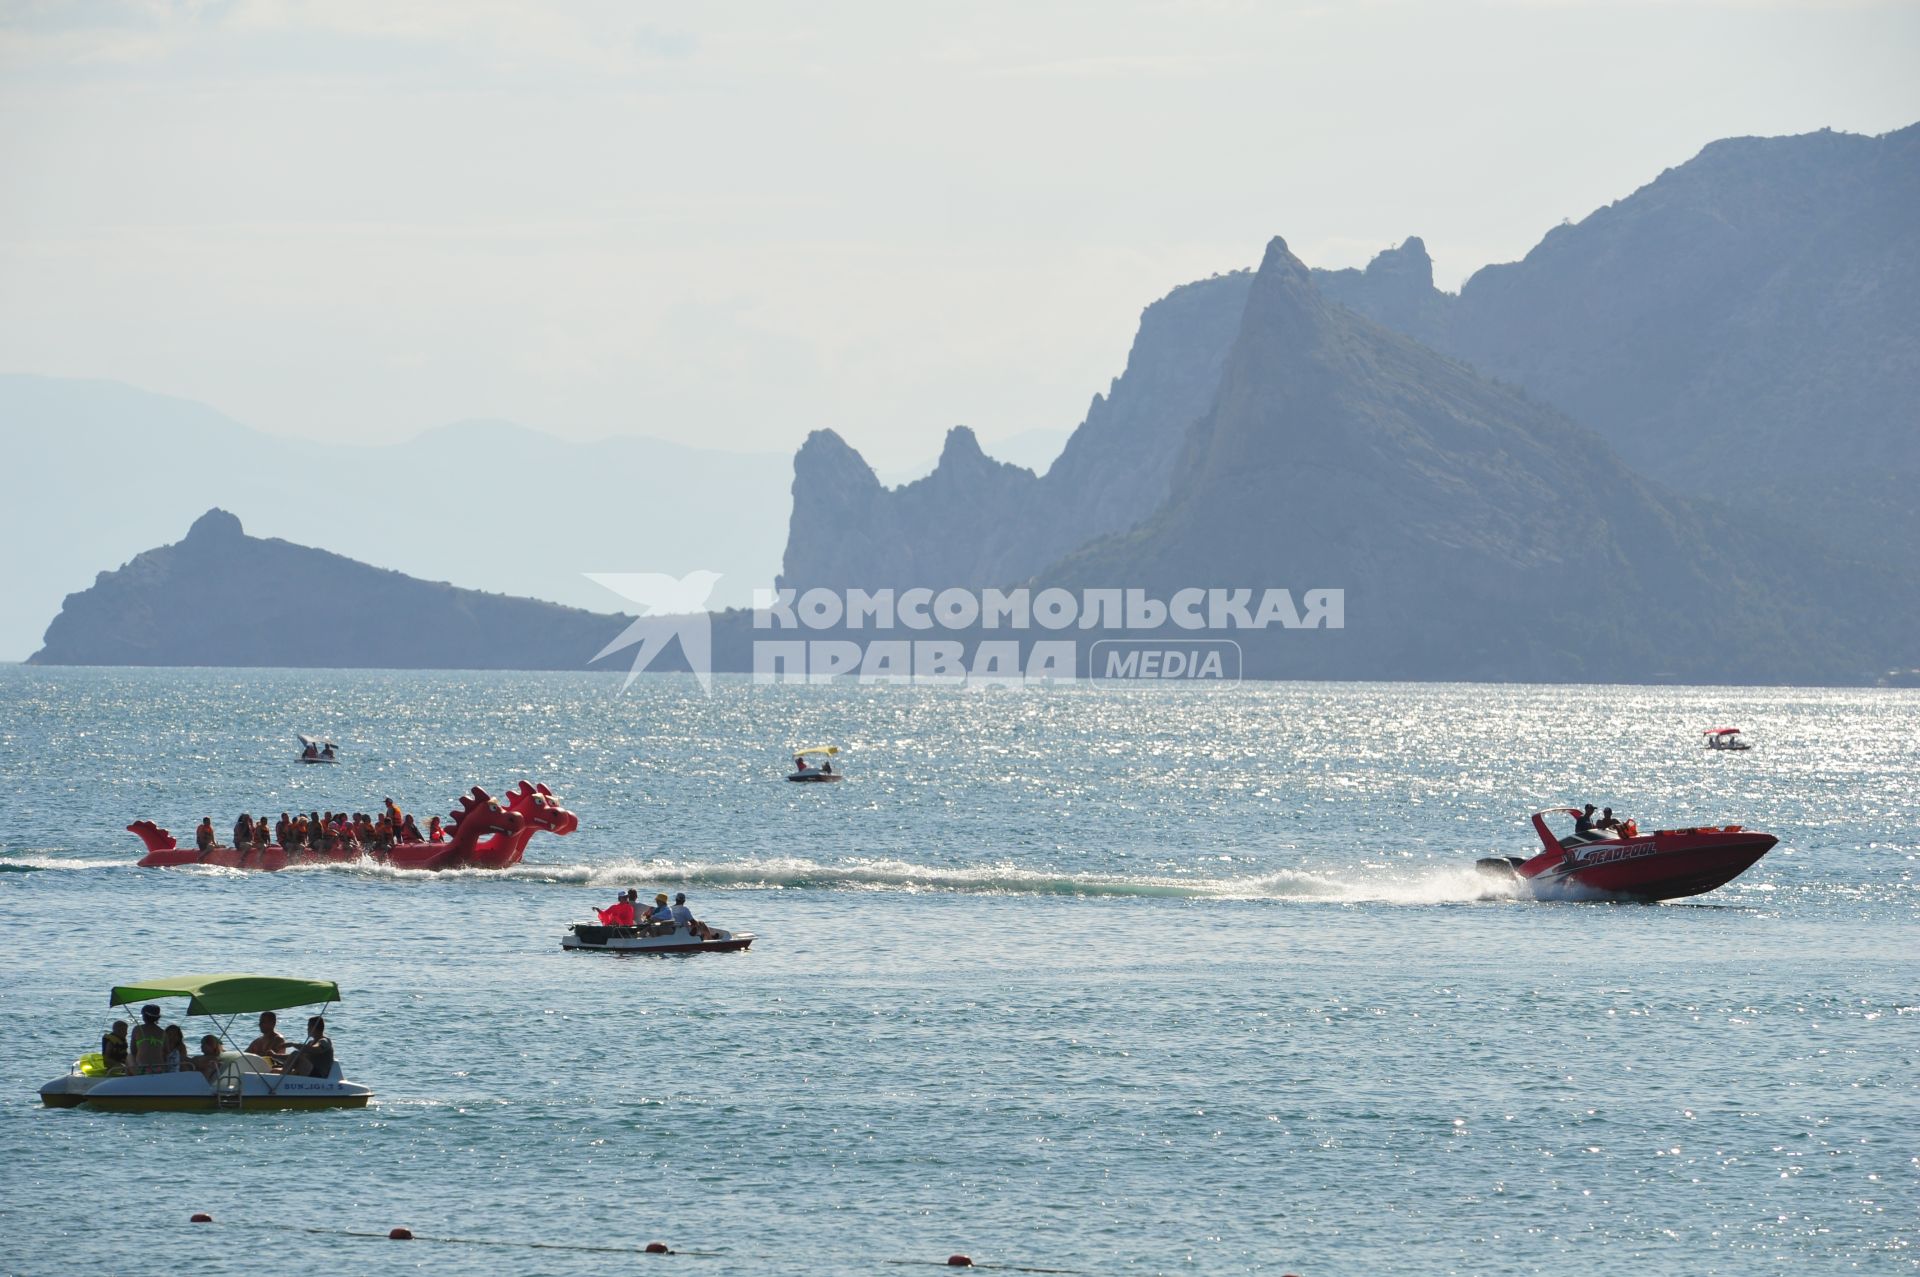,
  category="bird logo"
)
[585,570,722,692]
